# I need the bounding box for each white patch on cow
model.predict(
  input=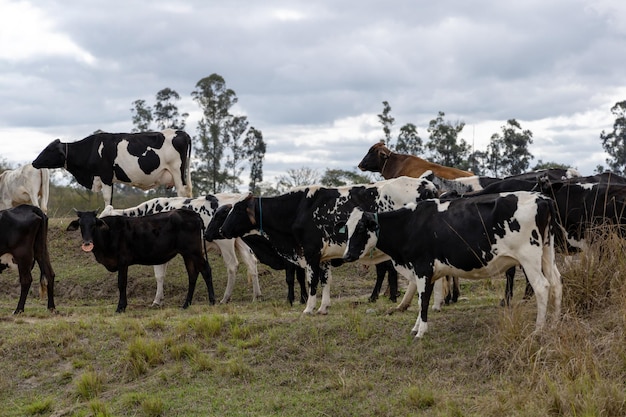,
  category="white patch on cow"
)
[0,253,17,271]
[0,164,50,213]
[435,200,450,212]
[565,168,581,179]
